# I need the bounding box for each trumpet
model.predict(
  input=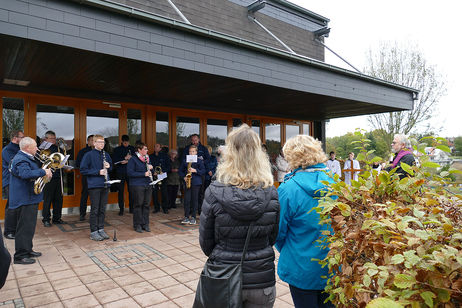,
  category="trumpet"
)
[185,162,192,189]
[33,152,66,194]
